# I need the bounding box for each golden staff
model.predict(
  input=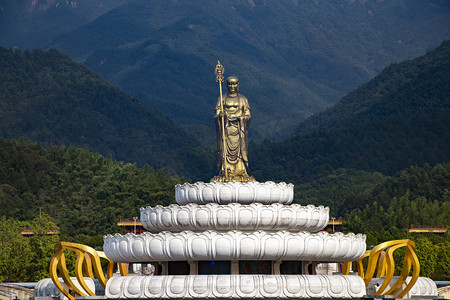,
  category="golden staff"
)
[215,61,228,178]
